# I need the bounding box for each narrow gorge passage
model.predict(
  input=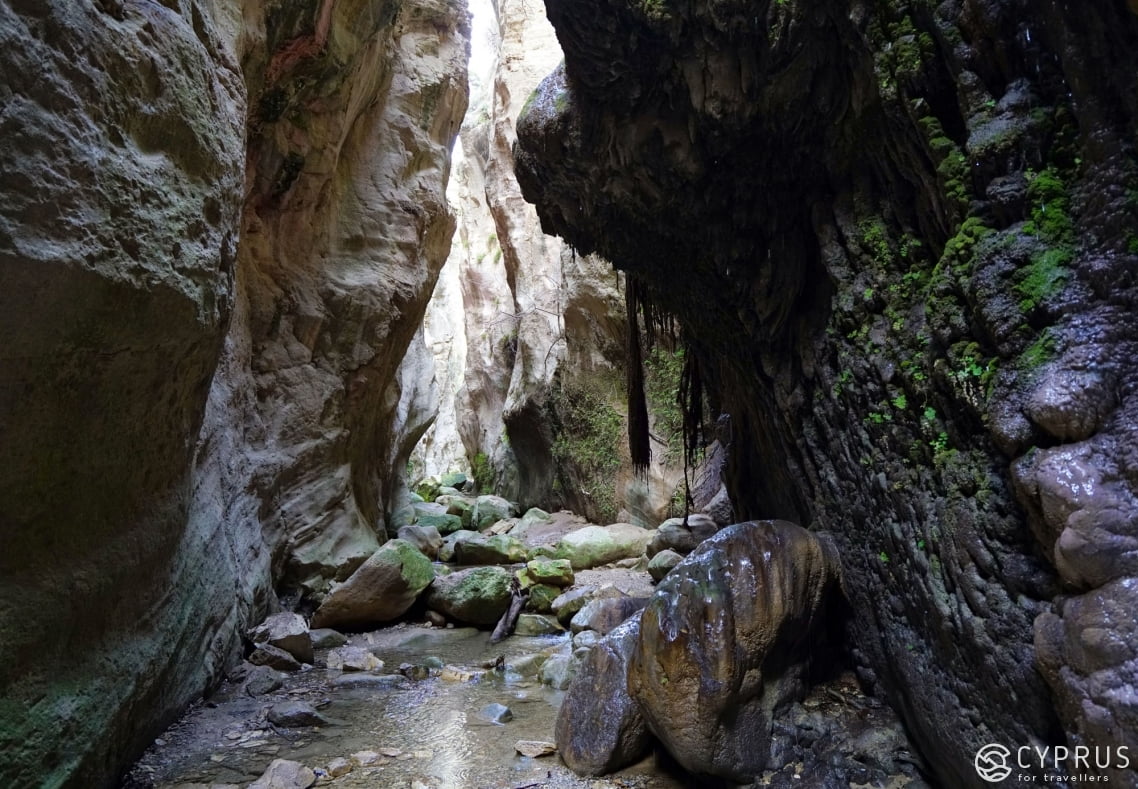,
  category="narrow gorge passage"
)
[1,0,1137,788]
